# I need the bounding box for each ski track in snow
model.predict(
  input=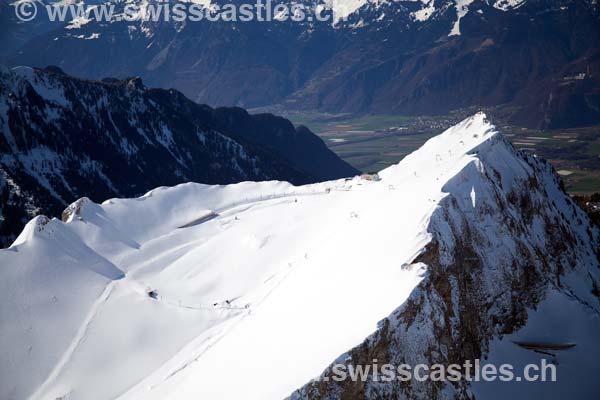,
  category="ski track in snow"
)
[30,174,412,399]
[29,187,341,399]
[135,219,348,397]
[29,279,117,400]
[136,180,395,399]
